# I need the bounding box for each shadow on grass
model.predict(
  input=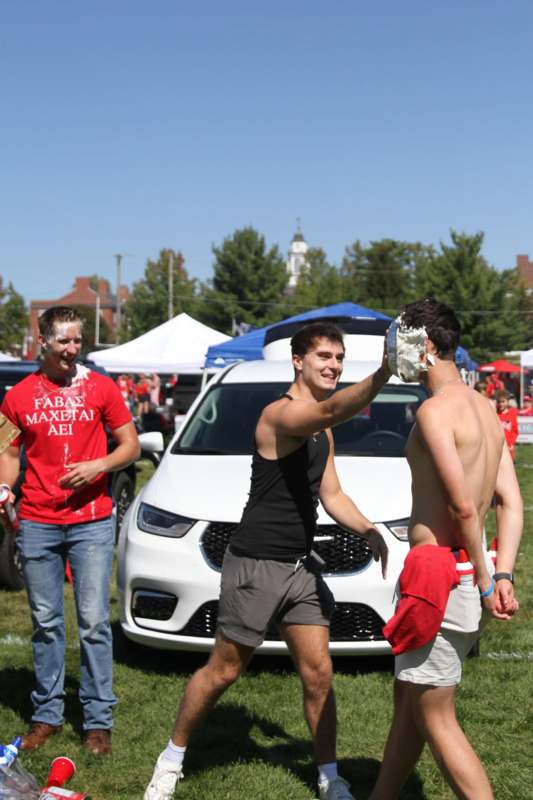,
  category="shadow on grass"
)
[182,702,426,799]
[0,667,85,736]
[112,621,395,679]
